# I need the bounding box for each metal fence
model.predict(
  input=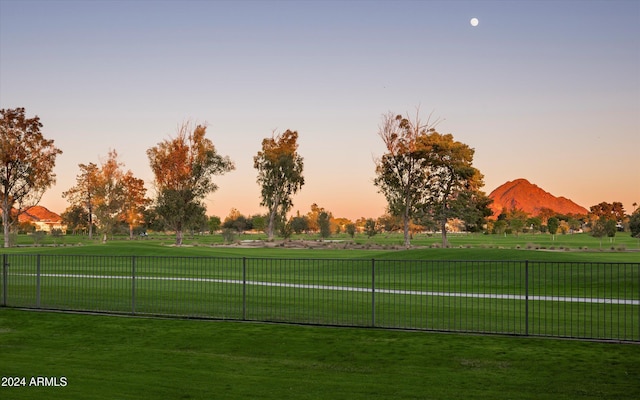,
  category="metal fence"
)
[2,254,639,341]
